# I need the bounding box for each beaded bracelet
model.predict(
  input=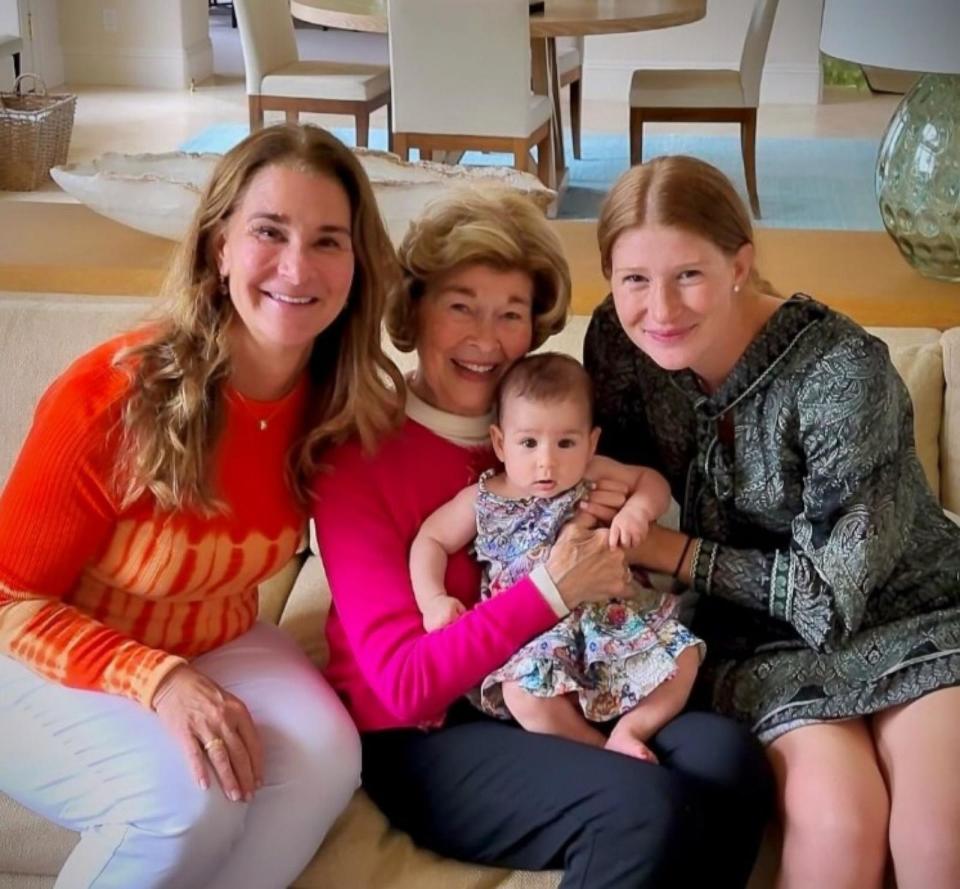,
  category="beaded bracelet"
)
[672,535,695,578]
